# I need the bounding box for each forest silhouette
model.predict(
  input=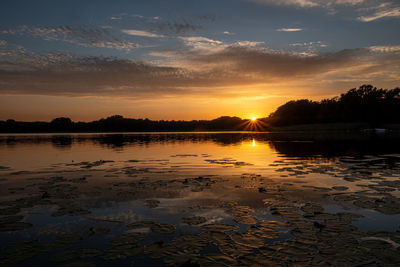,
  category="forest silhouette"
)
[266,84,400,126]
[1,85,399,133]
